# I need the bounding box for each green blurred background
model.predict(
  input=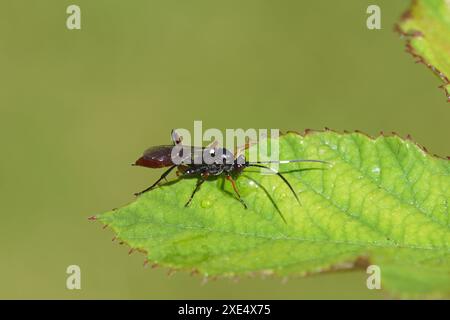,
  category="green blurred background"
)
[0,0,448,299]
